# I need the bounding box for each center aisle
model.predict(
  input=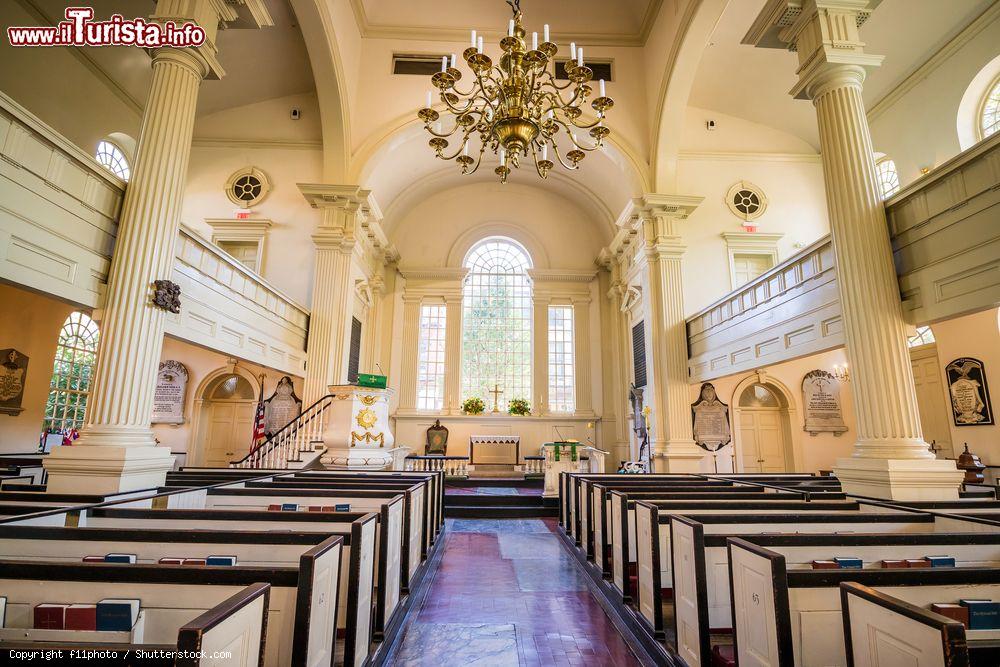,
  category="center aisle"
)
[387,517,642,666]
